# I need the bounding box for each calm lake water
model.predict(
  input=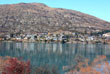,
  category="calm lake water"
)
[0,41,110,74]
